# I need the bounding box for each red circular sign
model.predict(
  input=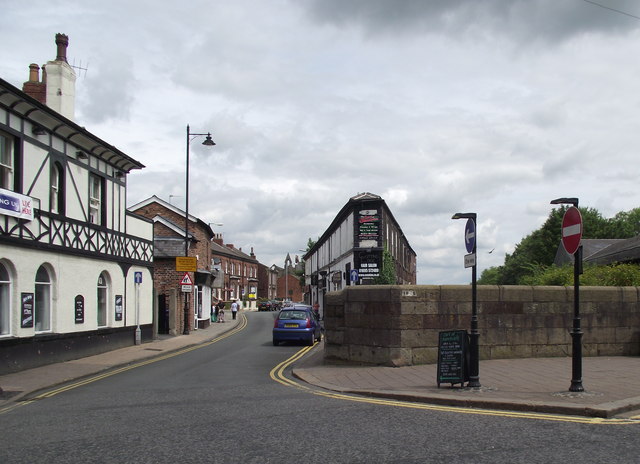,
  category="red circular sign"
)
[561,206,582,255]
